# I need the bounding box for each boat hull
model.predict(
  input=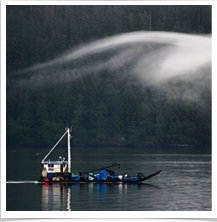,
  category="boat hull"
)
[38,170,162,184]
[38,180,143,184]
